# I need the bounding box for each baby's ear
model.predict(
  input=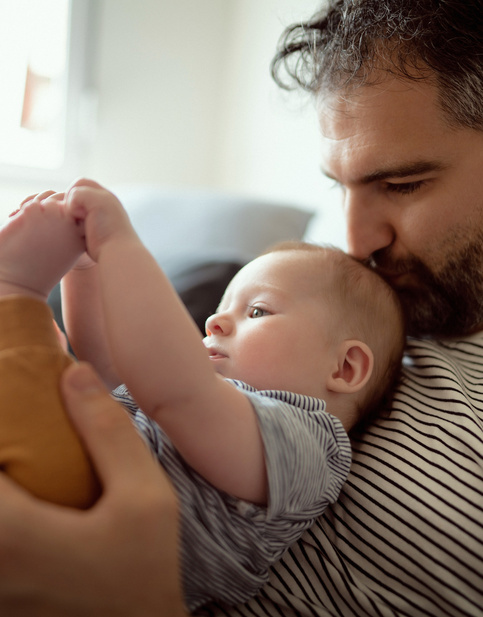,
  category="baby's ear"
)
[327,340,374,394]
